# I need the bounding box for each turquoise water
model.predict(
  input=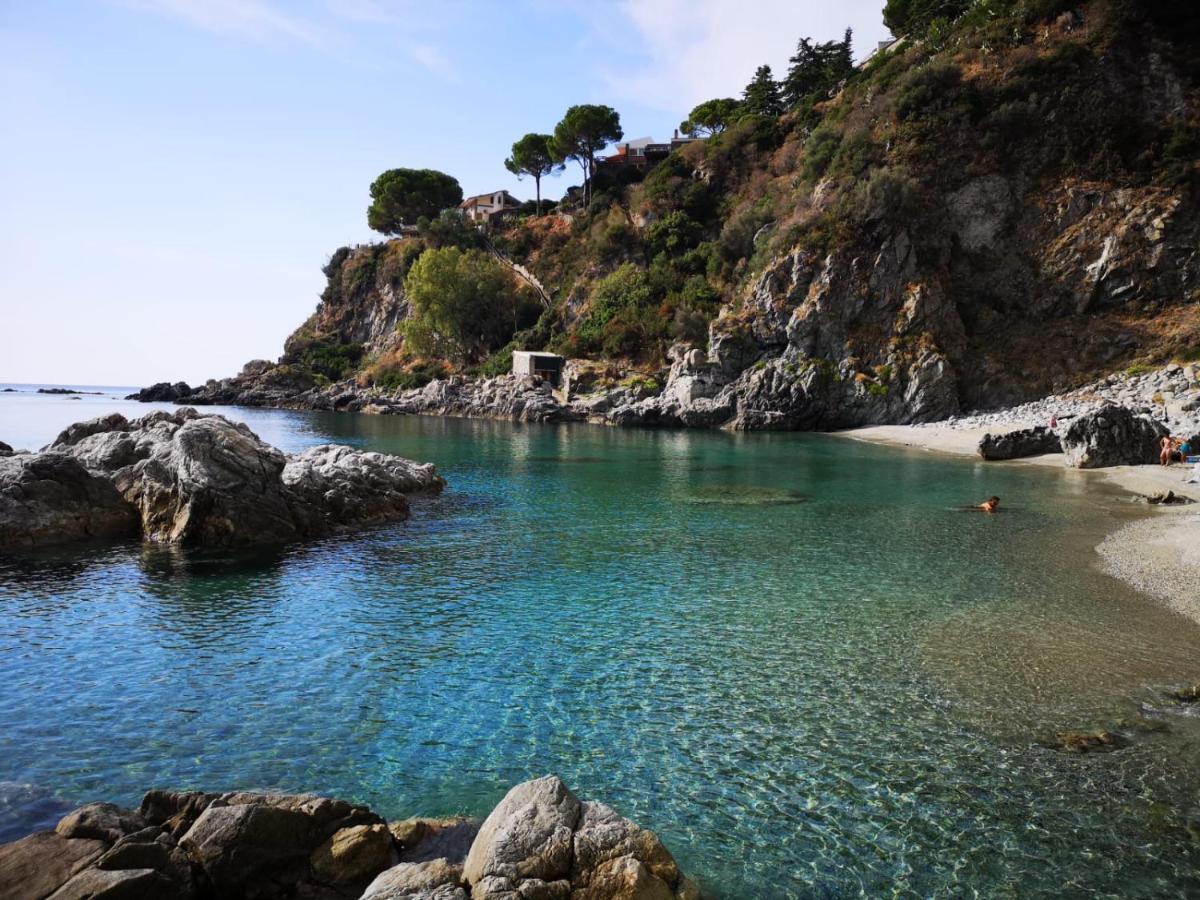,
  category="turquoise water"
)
[2,388,1200,897]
